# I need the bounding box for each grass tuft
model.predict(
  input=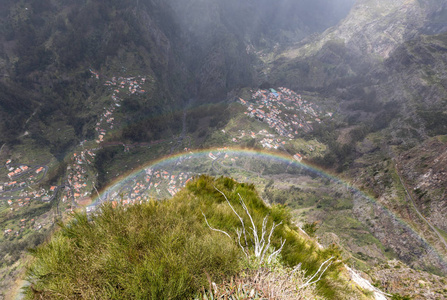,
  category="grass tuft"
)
[24,175,361,299]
